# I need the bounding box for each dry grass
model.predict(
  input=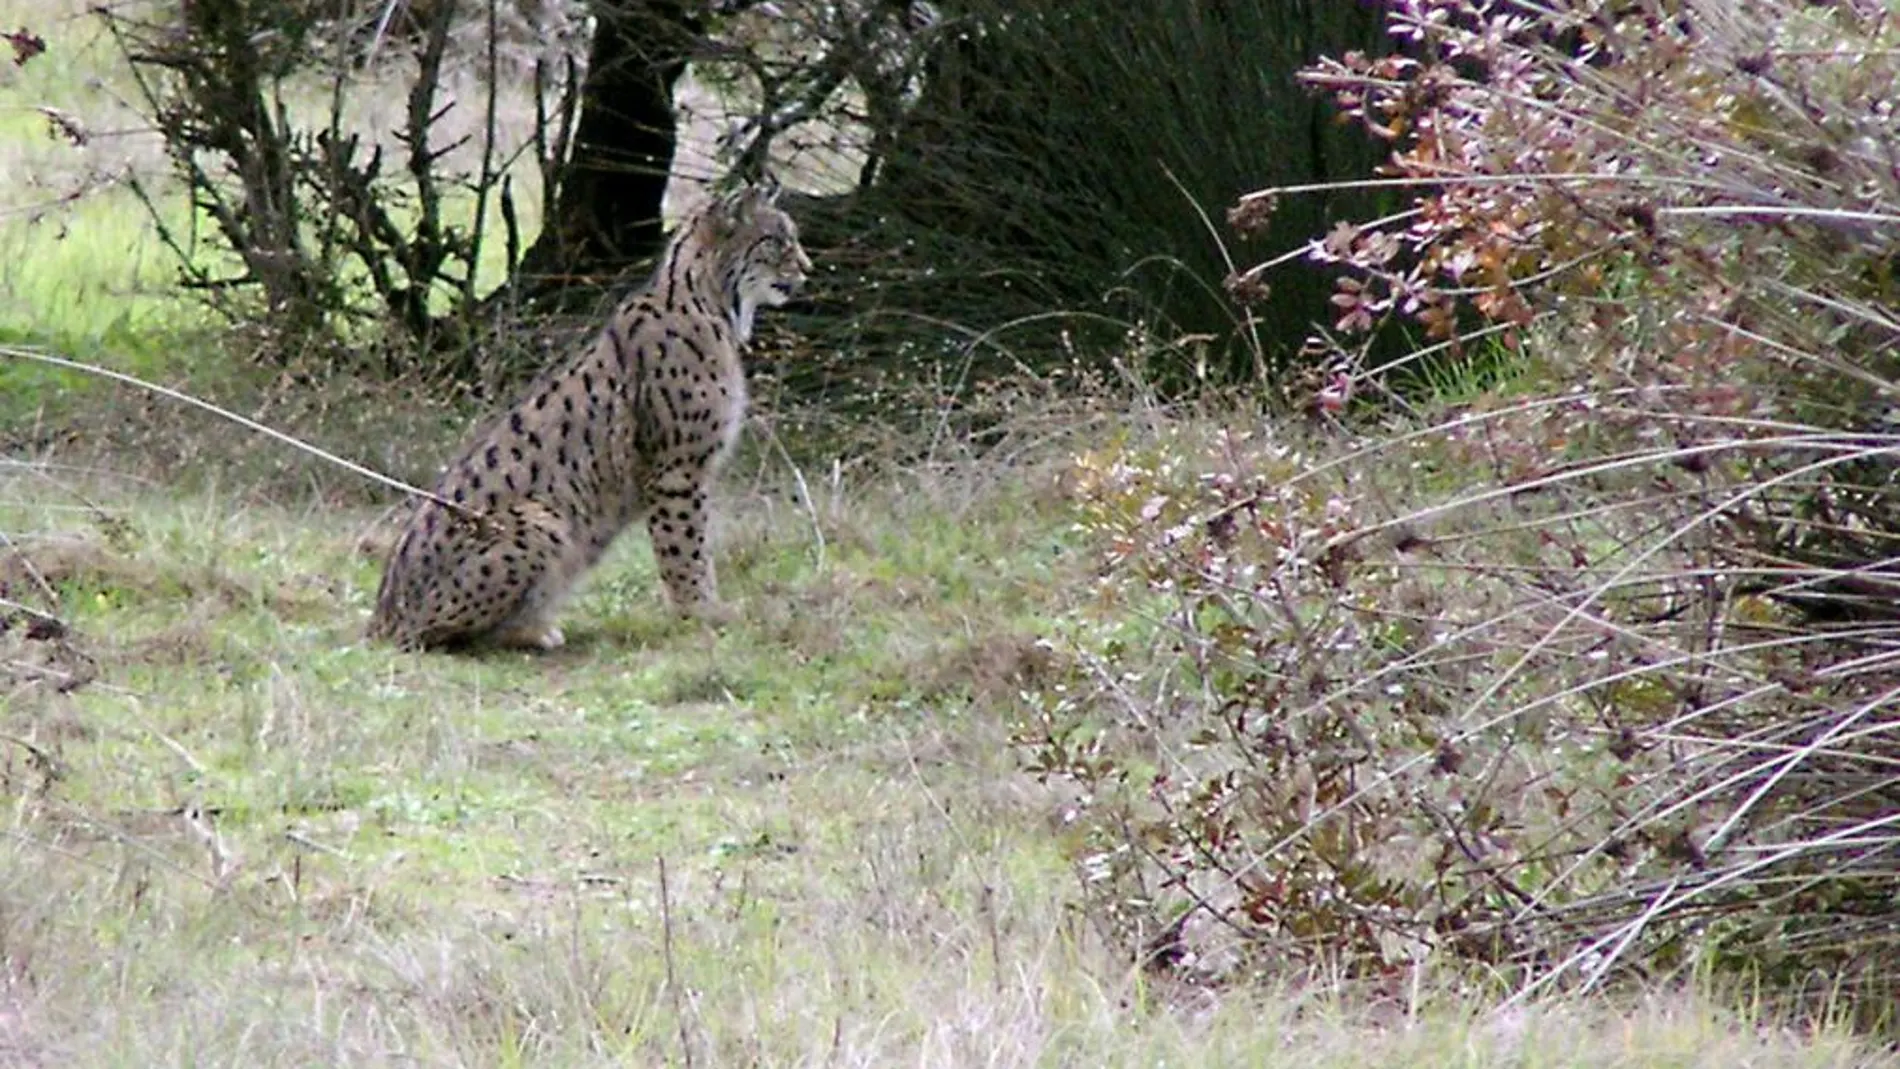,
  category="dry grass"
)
[0,418,1889,1066]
